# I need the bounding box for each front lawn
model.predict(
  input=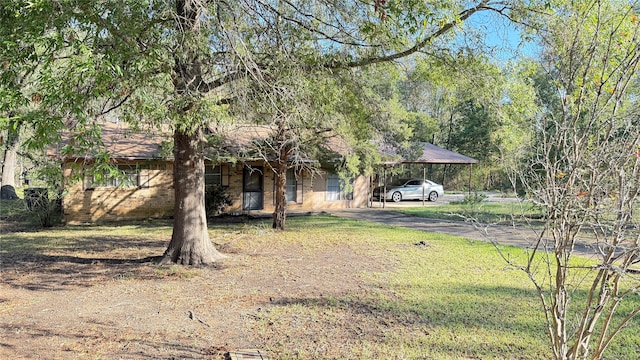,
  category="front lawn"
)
[1,213,638,359]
